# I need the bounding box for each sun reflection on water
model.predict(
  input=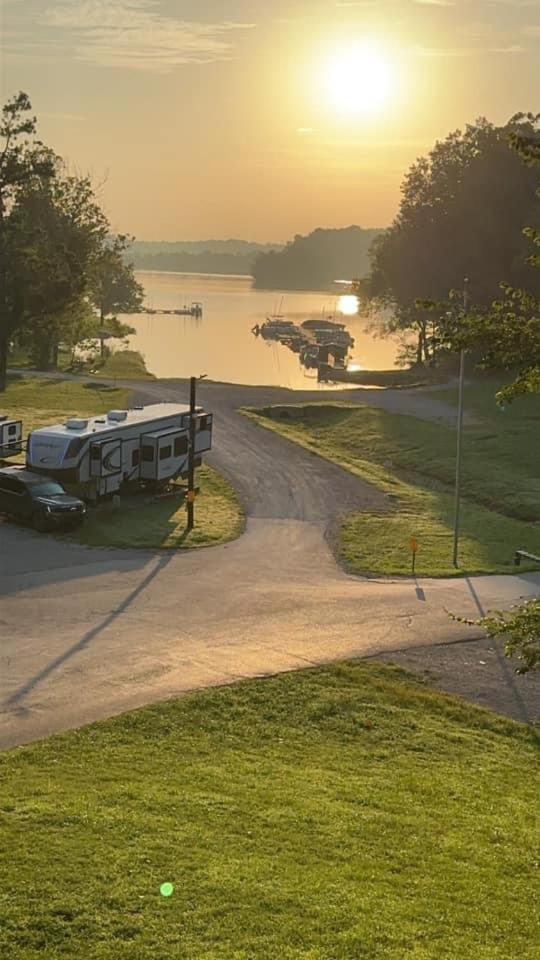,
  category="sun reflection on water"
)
[338,294,359,315]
